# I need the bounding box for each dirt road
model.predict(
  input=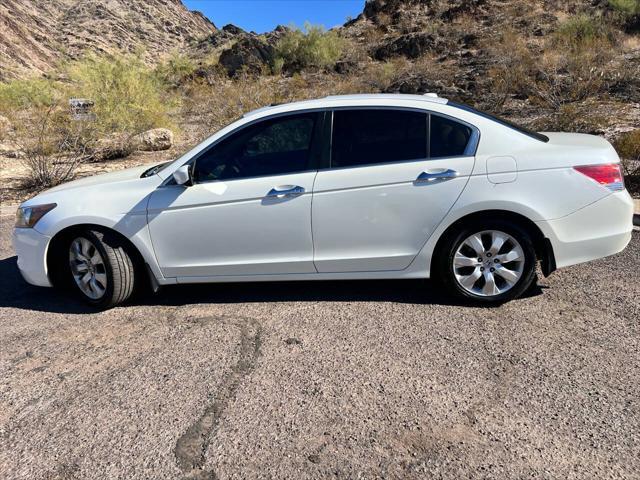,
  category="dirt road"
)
[1,213,638,479]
